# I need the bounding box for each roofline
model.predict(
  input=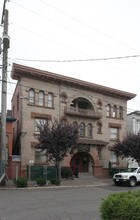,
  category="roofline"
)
[11,63,136,100]
[127,110,140,116]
